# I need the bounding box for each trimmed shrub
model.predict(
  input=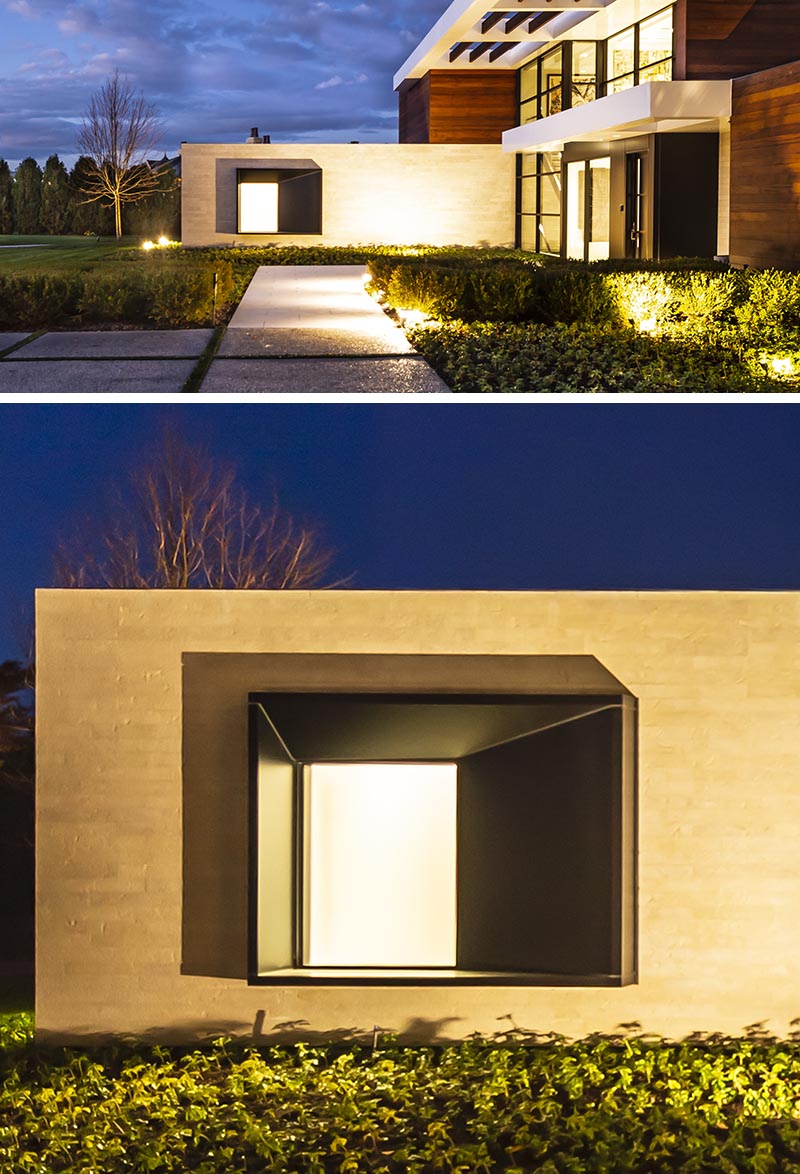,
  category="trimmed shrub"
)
[0,272,82,327]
